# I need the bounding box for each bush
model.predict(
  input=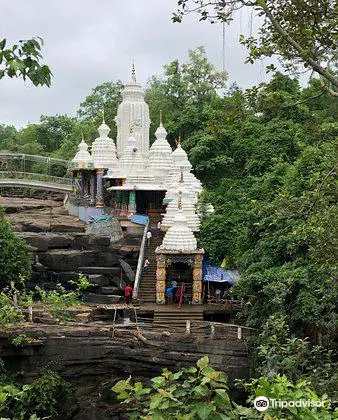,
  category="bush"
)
[0,208,32,289]
[112,357,336,420]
